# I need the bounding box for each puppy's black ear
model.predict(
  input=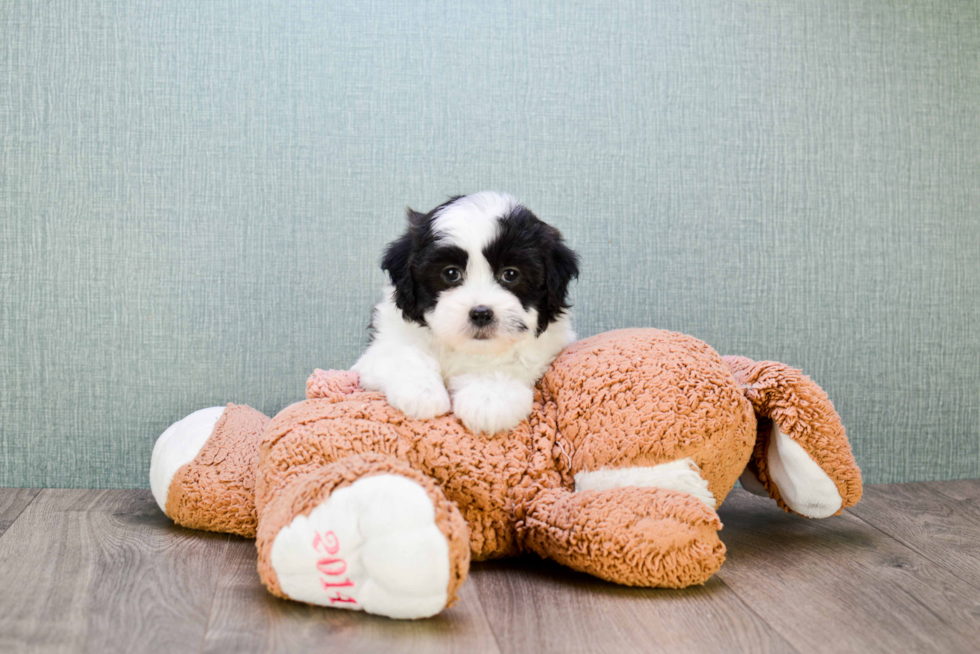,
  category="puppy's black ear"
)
[537,227,580,334]
[405,208,427,228]
[381,208,426,324]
